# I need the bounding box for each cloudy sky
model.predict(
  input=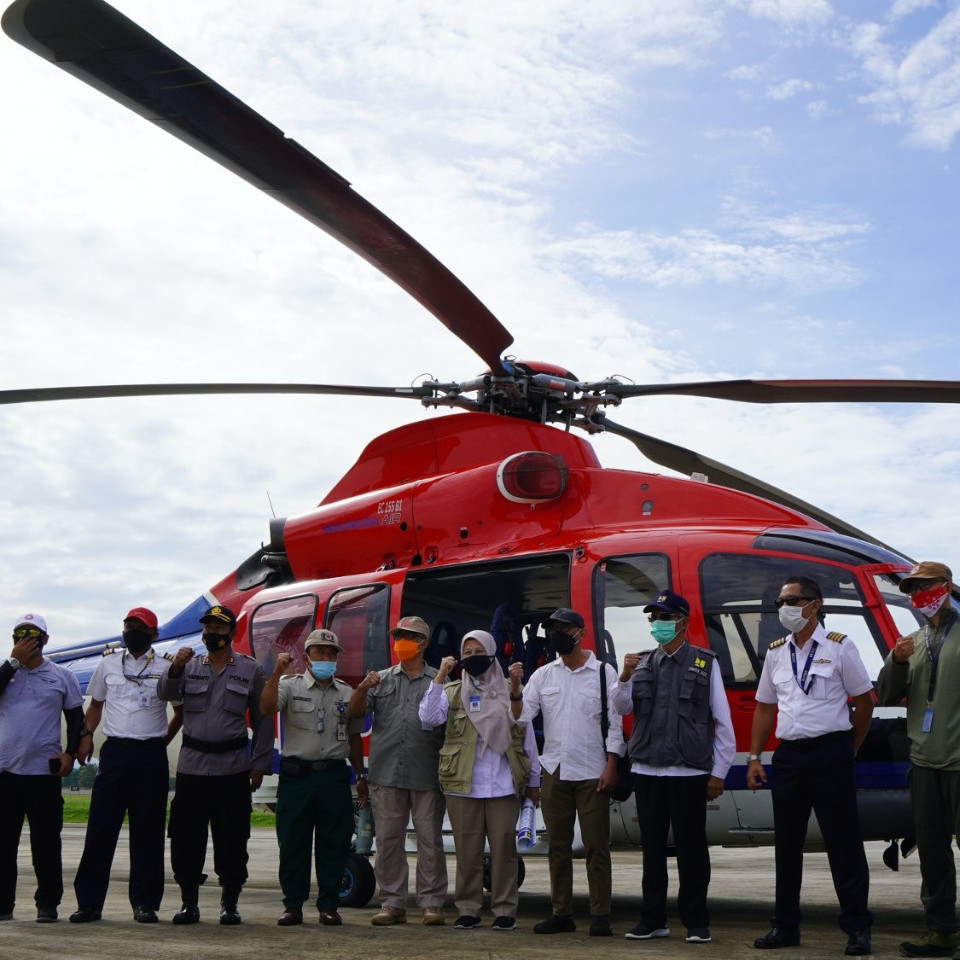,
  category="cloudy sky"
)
[1,0,959,646]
